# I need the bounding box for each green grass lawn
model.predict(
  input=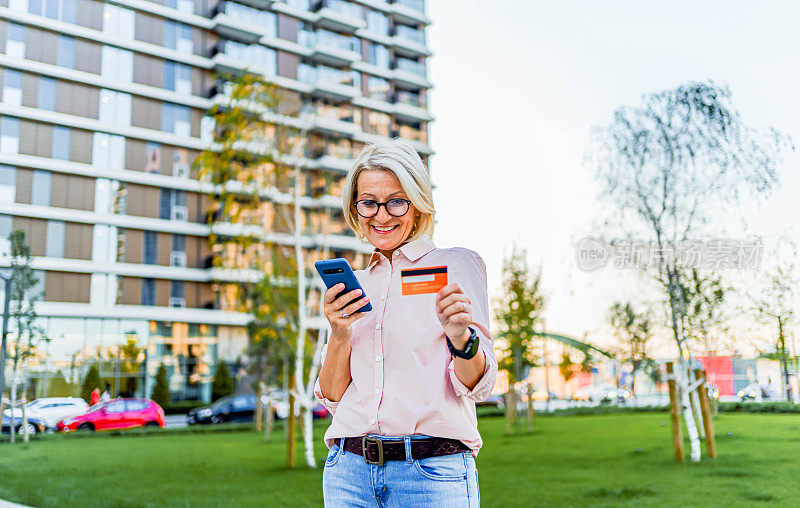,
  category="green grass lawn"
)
[0,413,798,507]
